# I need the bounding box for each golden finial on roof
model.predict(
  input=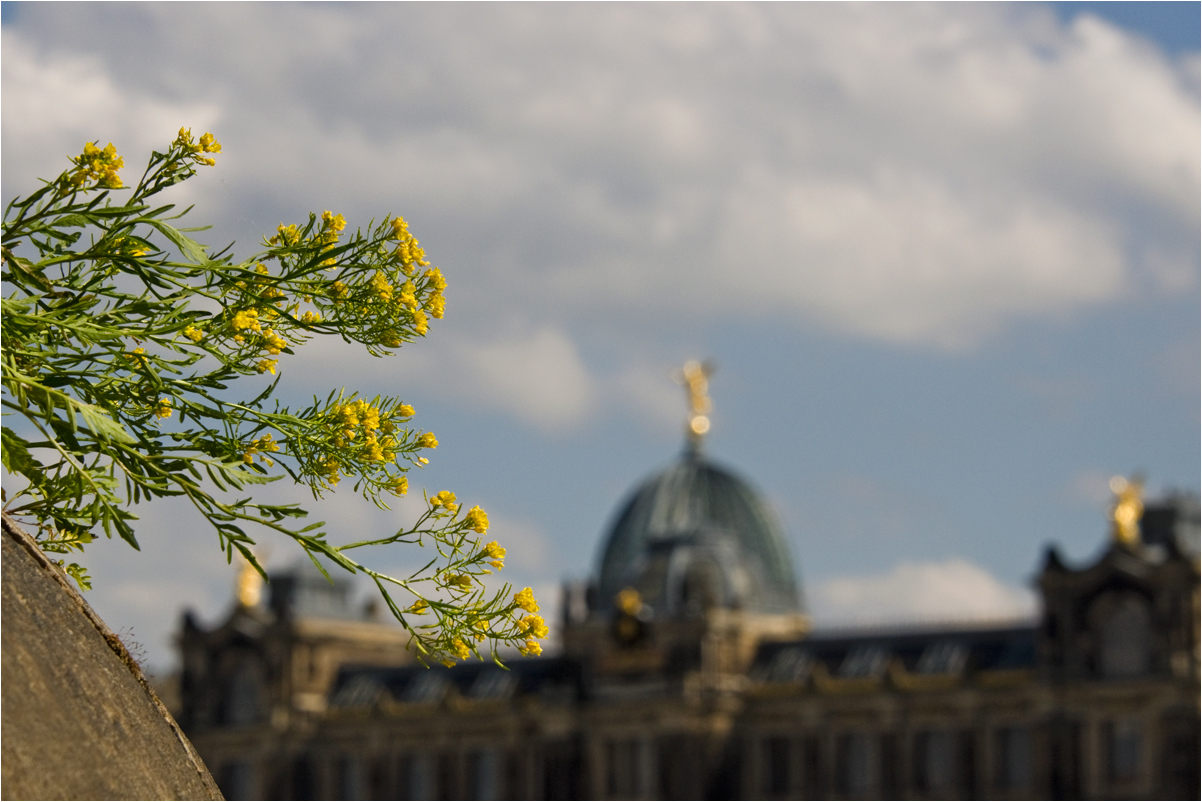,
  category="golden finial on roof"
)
[236,555,264,608]
[1109,474,1144,547]
[673,359,715,449]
